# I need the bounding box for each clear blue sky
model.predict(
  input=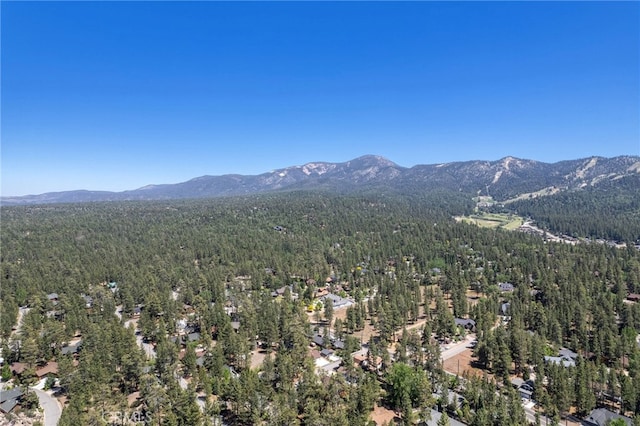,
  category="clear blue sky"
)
[2,1,639,196]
